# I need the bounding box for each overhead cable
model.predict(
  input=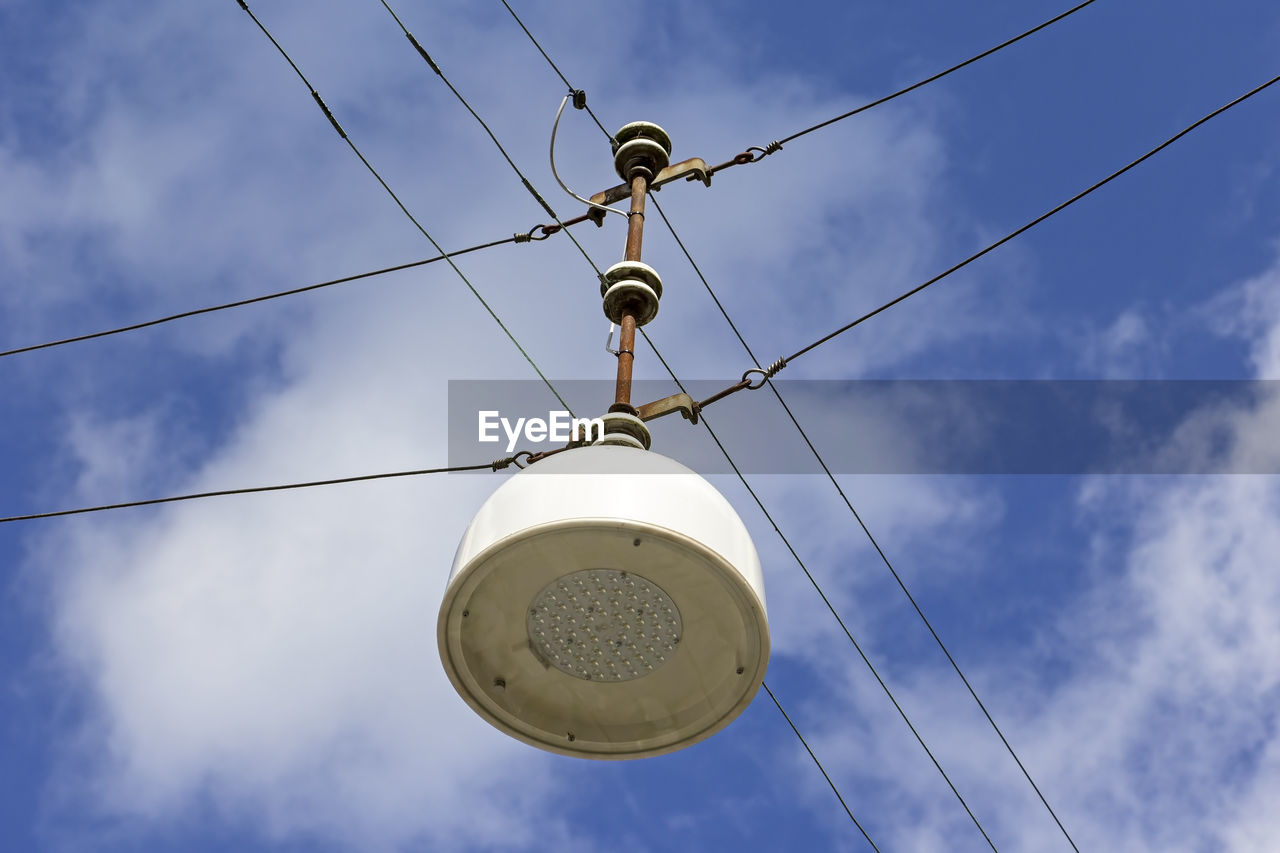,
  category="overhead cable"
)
[778,70,1280,367]
[762,681,881,852]
[771,0,1100,150]
[0,227,585,360]
[702,0,1101,176]
[0,458,520,525]
[496,0,615,143]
